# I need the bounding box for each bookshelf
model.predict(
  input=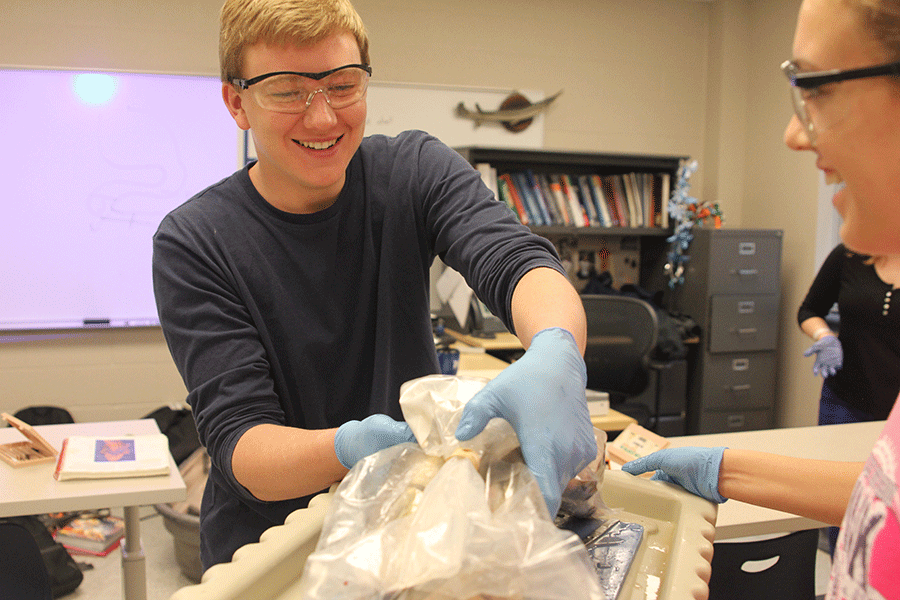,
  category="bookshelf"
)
[454,147,687,290]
